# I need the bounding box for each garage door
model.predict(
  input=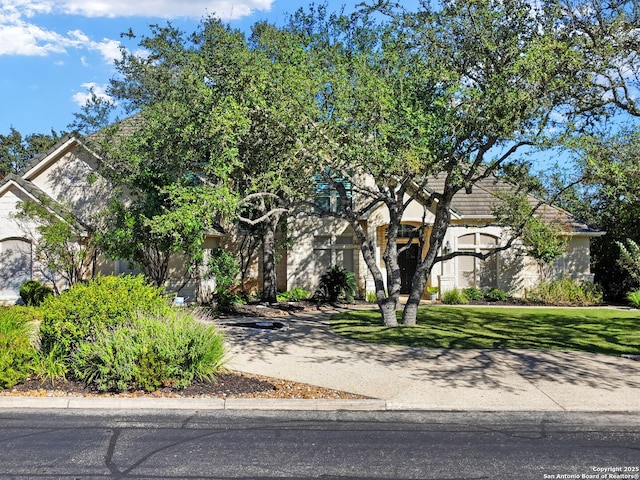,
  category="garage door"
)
[0,238,32,301]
